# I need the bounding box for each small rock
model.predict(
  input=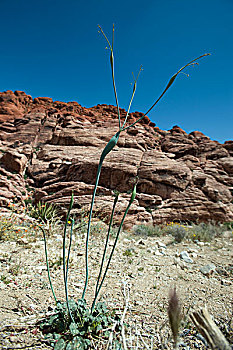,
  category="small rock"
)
[156,241,166,249]
[147,248,154,253]
[158,247,166,255]
[221,279,232,286]
[9,336,18,343]
[188,248,198,253]
[180,251,193,263]
[35,265,47,273]
[200,263,216,276]
[136,239,146,246]
[173,257,180,265]
[17,237,29,245]
[154,249,163,256]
